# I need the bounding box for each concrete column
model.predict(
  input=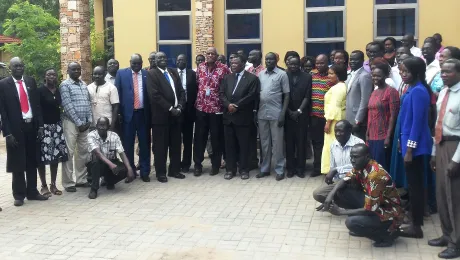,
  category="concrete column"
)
[195,0,214,55]
[59,0,92,83]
